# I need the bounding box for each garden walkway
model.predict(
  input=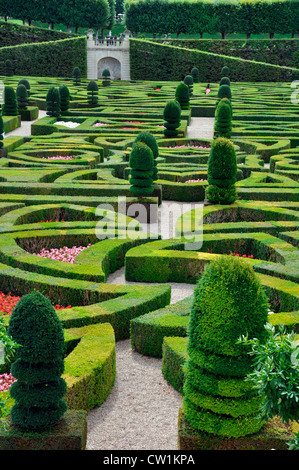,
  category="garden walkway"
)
[186,117,215,140]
